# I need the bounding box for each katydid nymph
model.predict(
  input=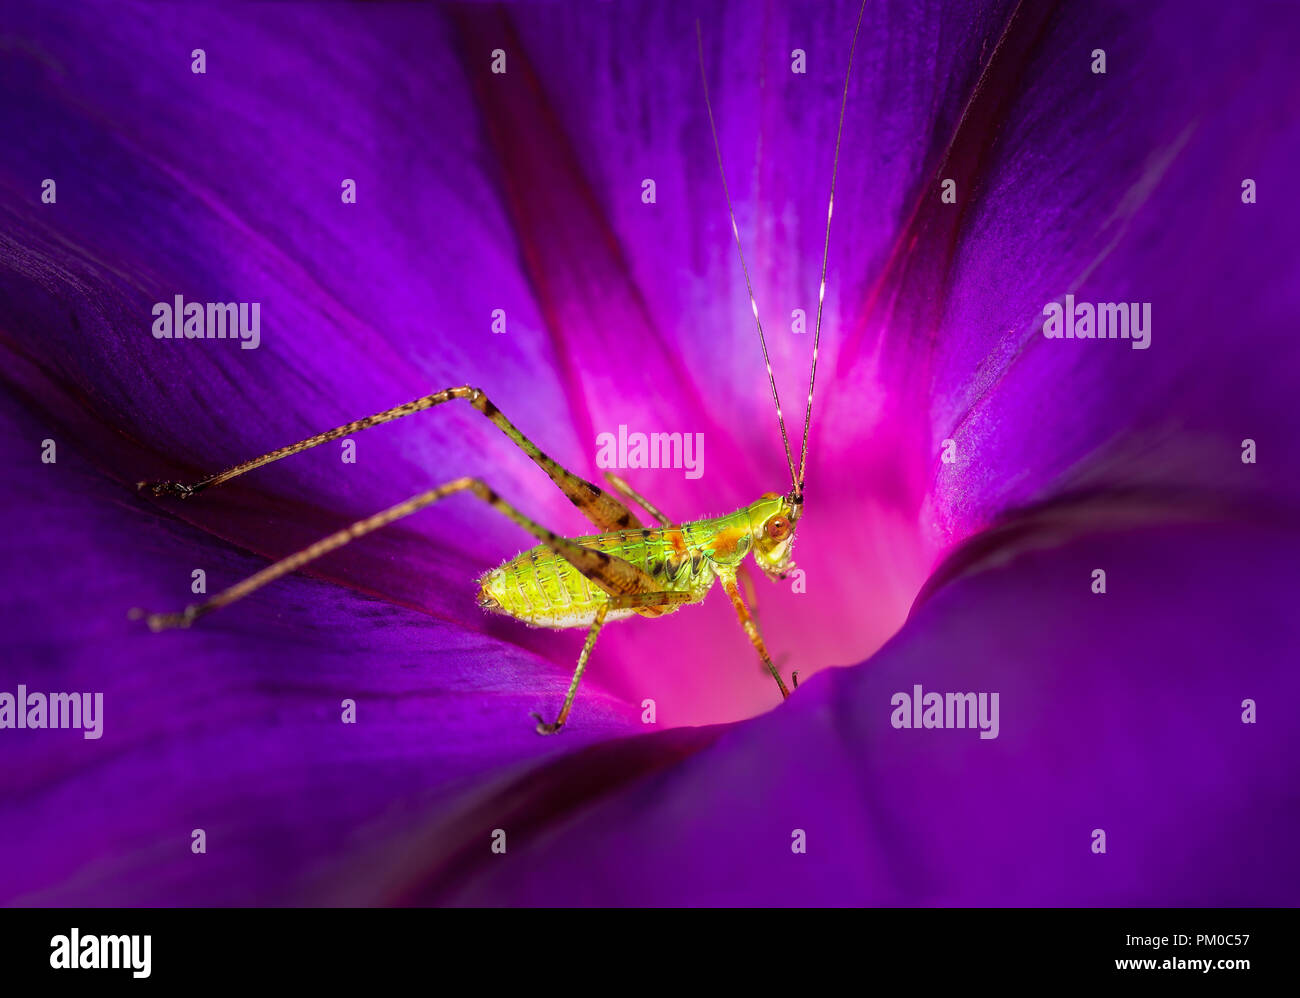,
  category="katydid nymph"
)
[132,3,868,734]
